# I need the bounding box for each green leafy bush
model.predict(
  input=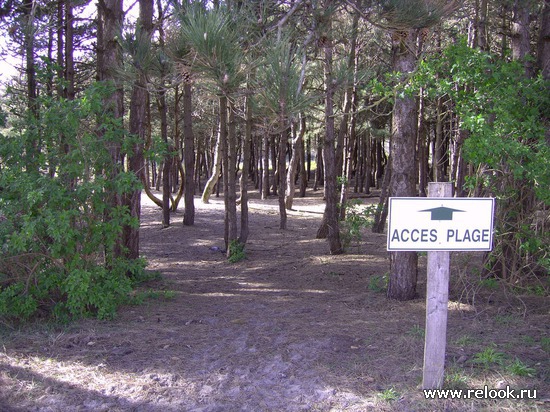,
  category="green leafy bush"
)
[414,39,550,285]
[0,83,145,323]
[228,240,246,263]
[340,200,378,252]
